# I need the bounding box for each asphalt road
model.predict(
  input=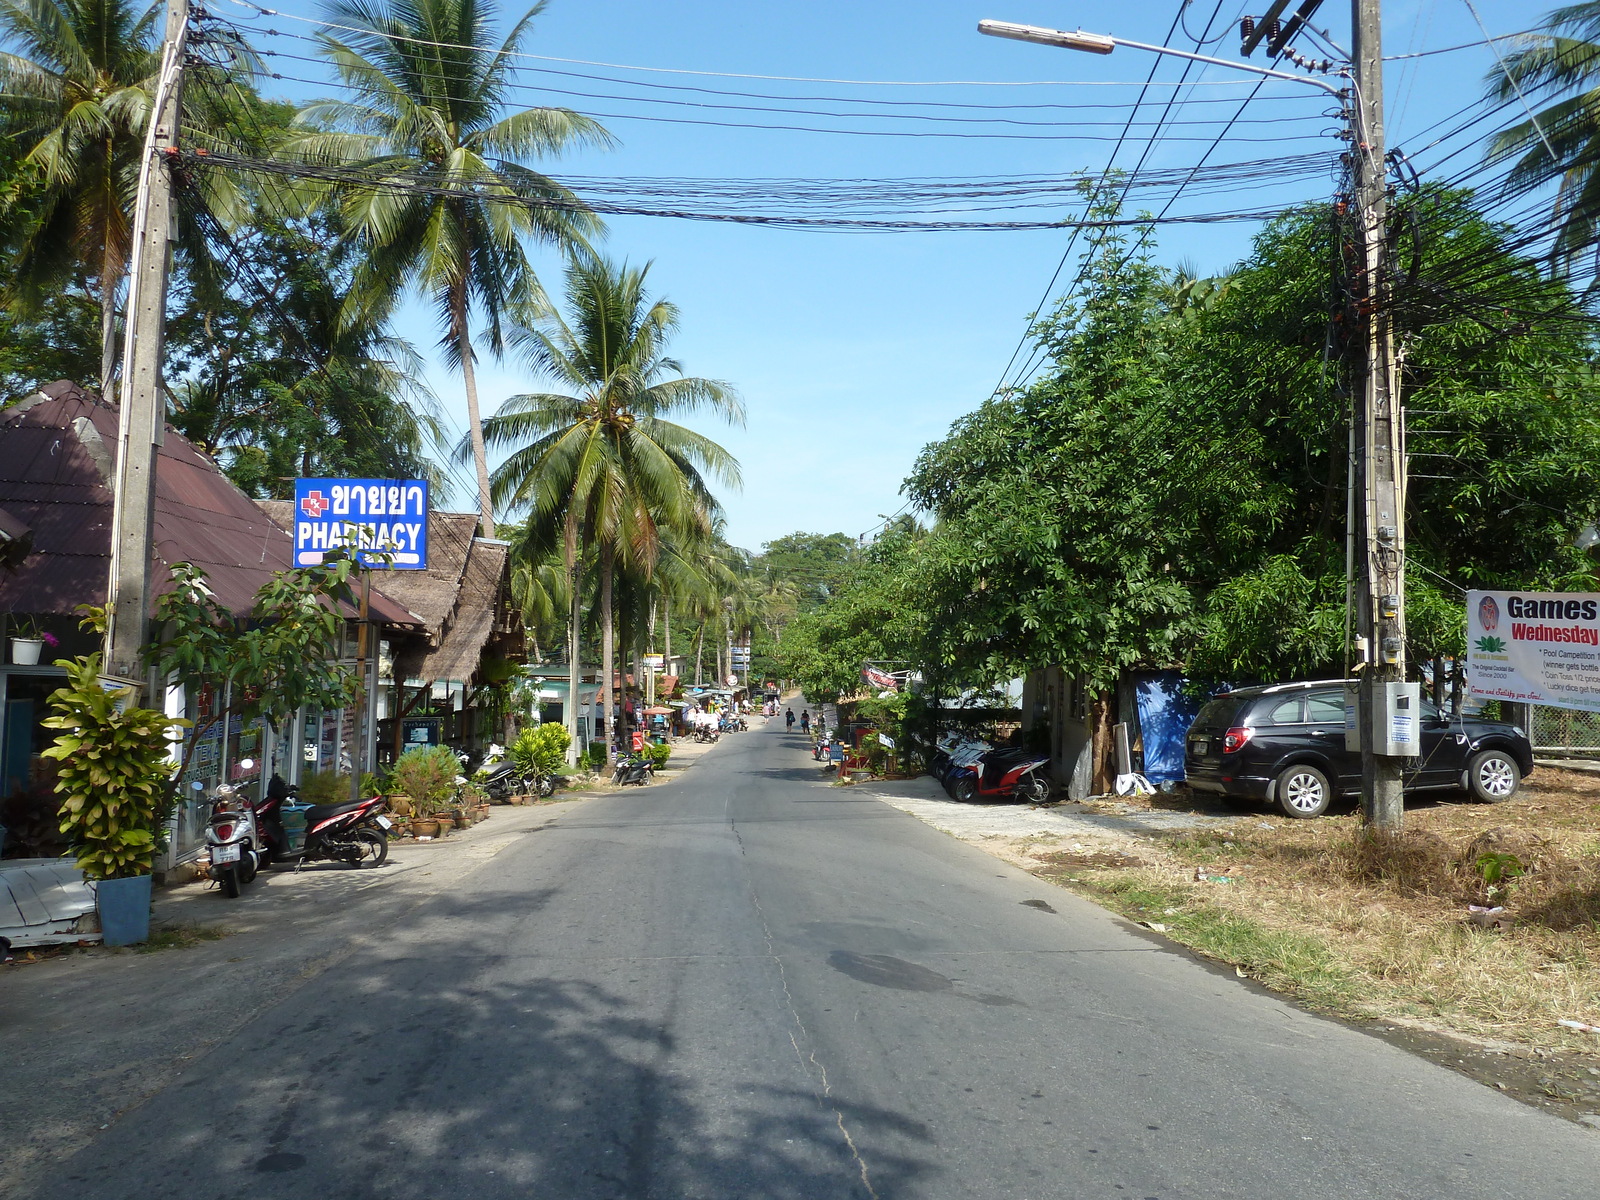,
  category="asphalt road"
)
[32,718,1600,1199]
